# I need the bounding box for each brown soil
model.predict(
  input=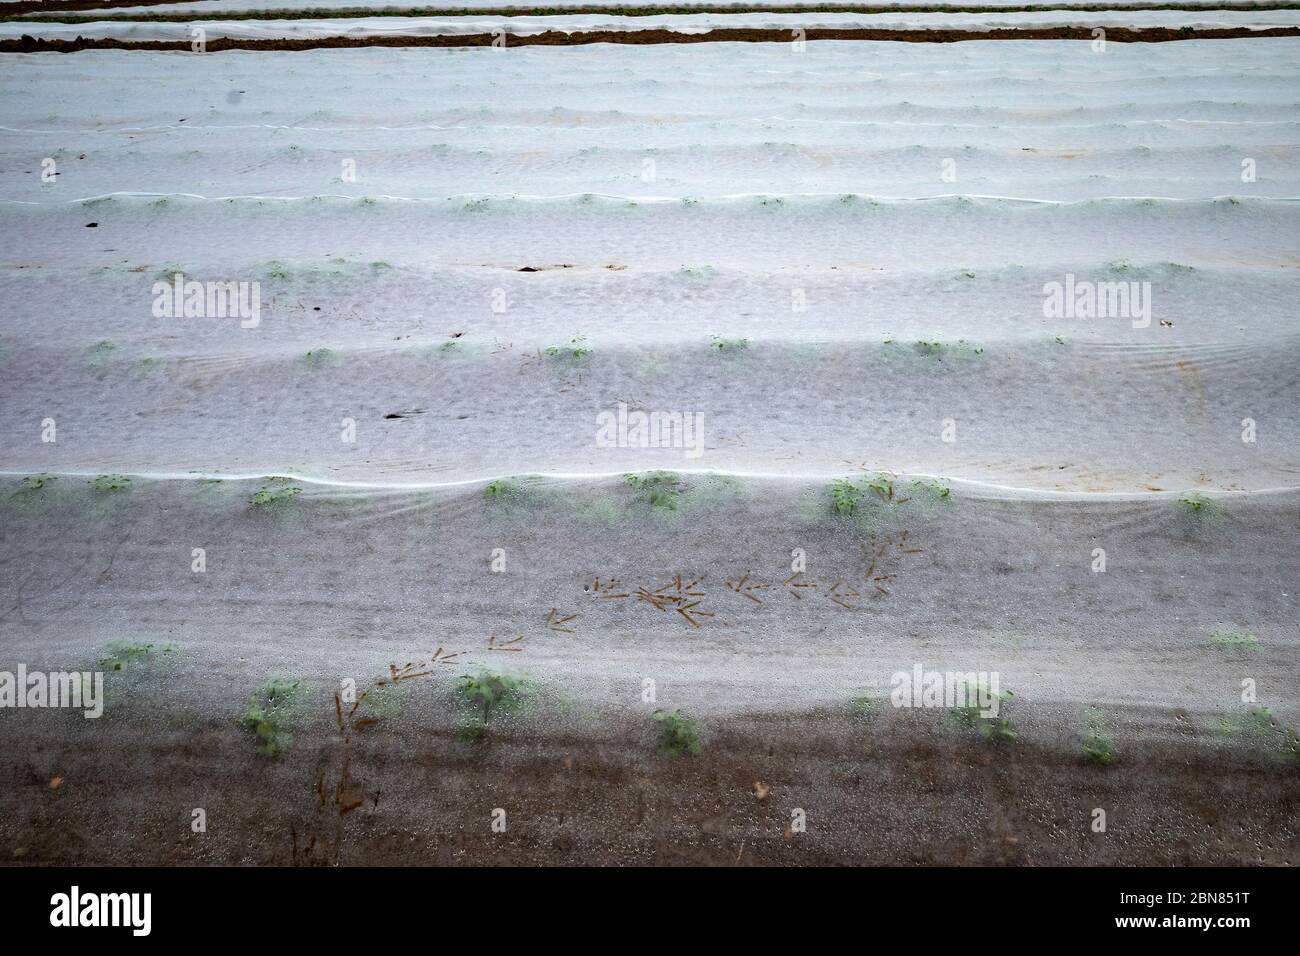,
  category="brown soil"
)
[3,699,1296,866]
[5,26,1300,54]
